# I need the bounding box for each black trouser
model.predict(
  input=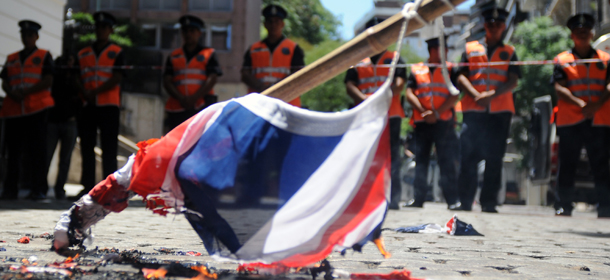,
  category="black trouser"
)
[166,108,201,132]
[556,120,610,212]
[1,109,49,197]
[413,120,459,205]
[46,119,78,197]
[458,112,511,208]
[77,105,119,192]
[389,117,403,207]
